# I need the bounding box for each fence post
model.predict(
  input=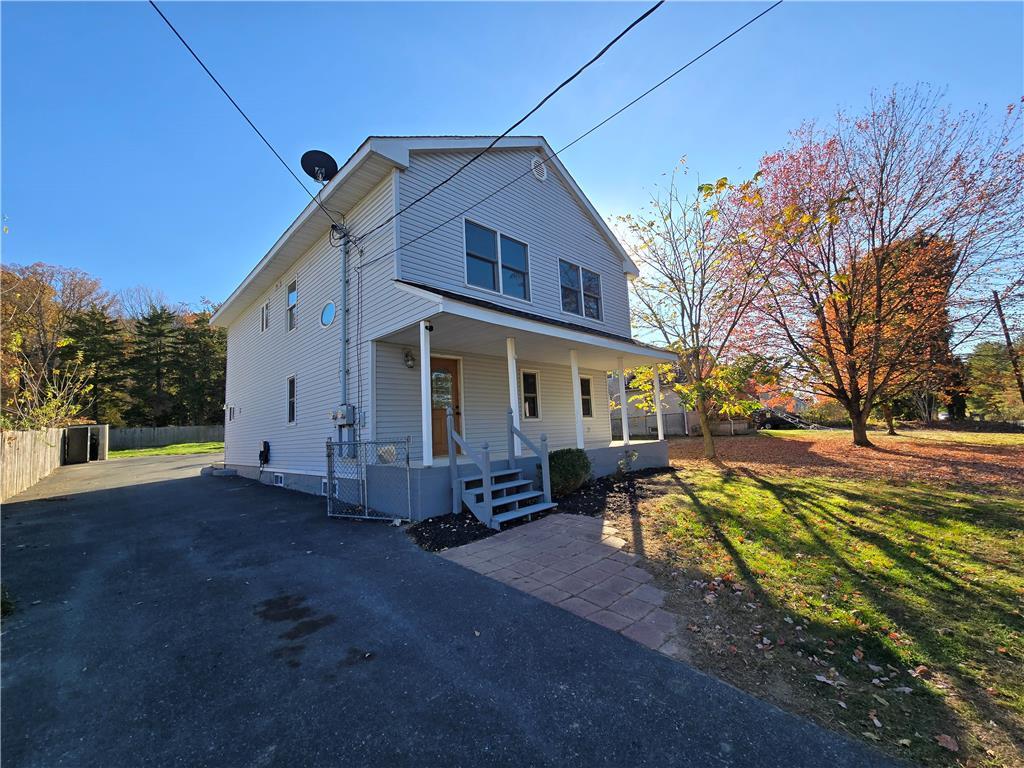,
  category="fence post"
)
[325,440,334,516]
[539,433,551,504]
[447,407,459,515]
[506,408,516,469]
[480,442,492,524]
